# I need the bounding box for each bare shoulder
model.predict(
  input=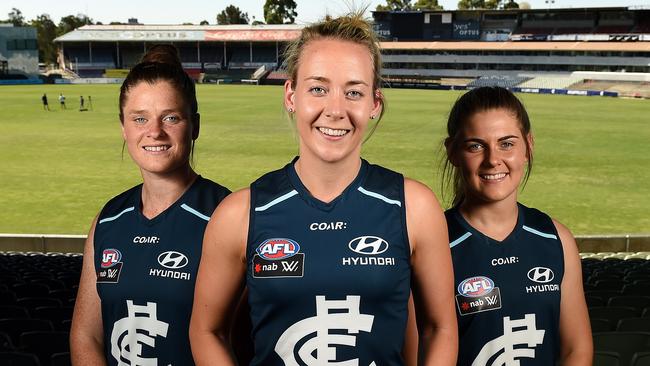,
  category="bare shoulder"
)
[551,218,578,252]
[204,188,250,262]
[210,187,250,222]
[403,178,447,254]
[403,177,442,210]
